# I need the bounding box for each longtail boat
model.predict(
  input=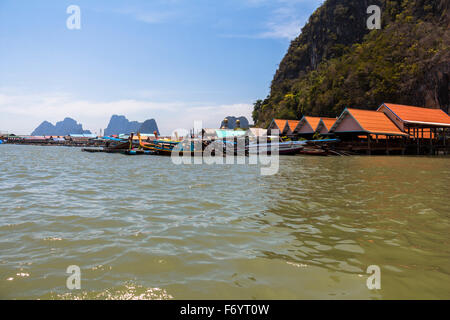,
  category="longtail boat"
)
[297,138,341,156]
[123,149,156,156]
[137,132,180,156]
[246,141,305,155]
[82,139,132,153]
[298,148,329,156]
